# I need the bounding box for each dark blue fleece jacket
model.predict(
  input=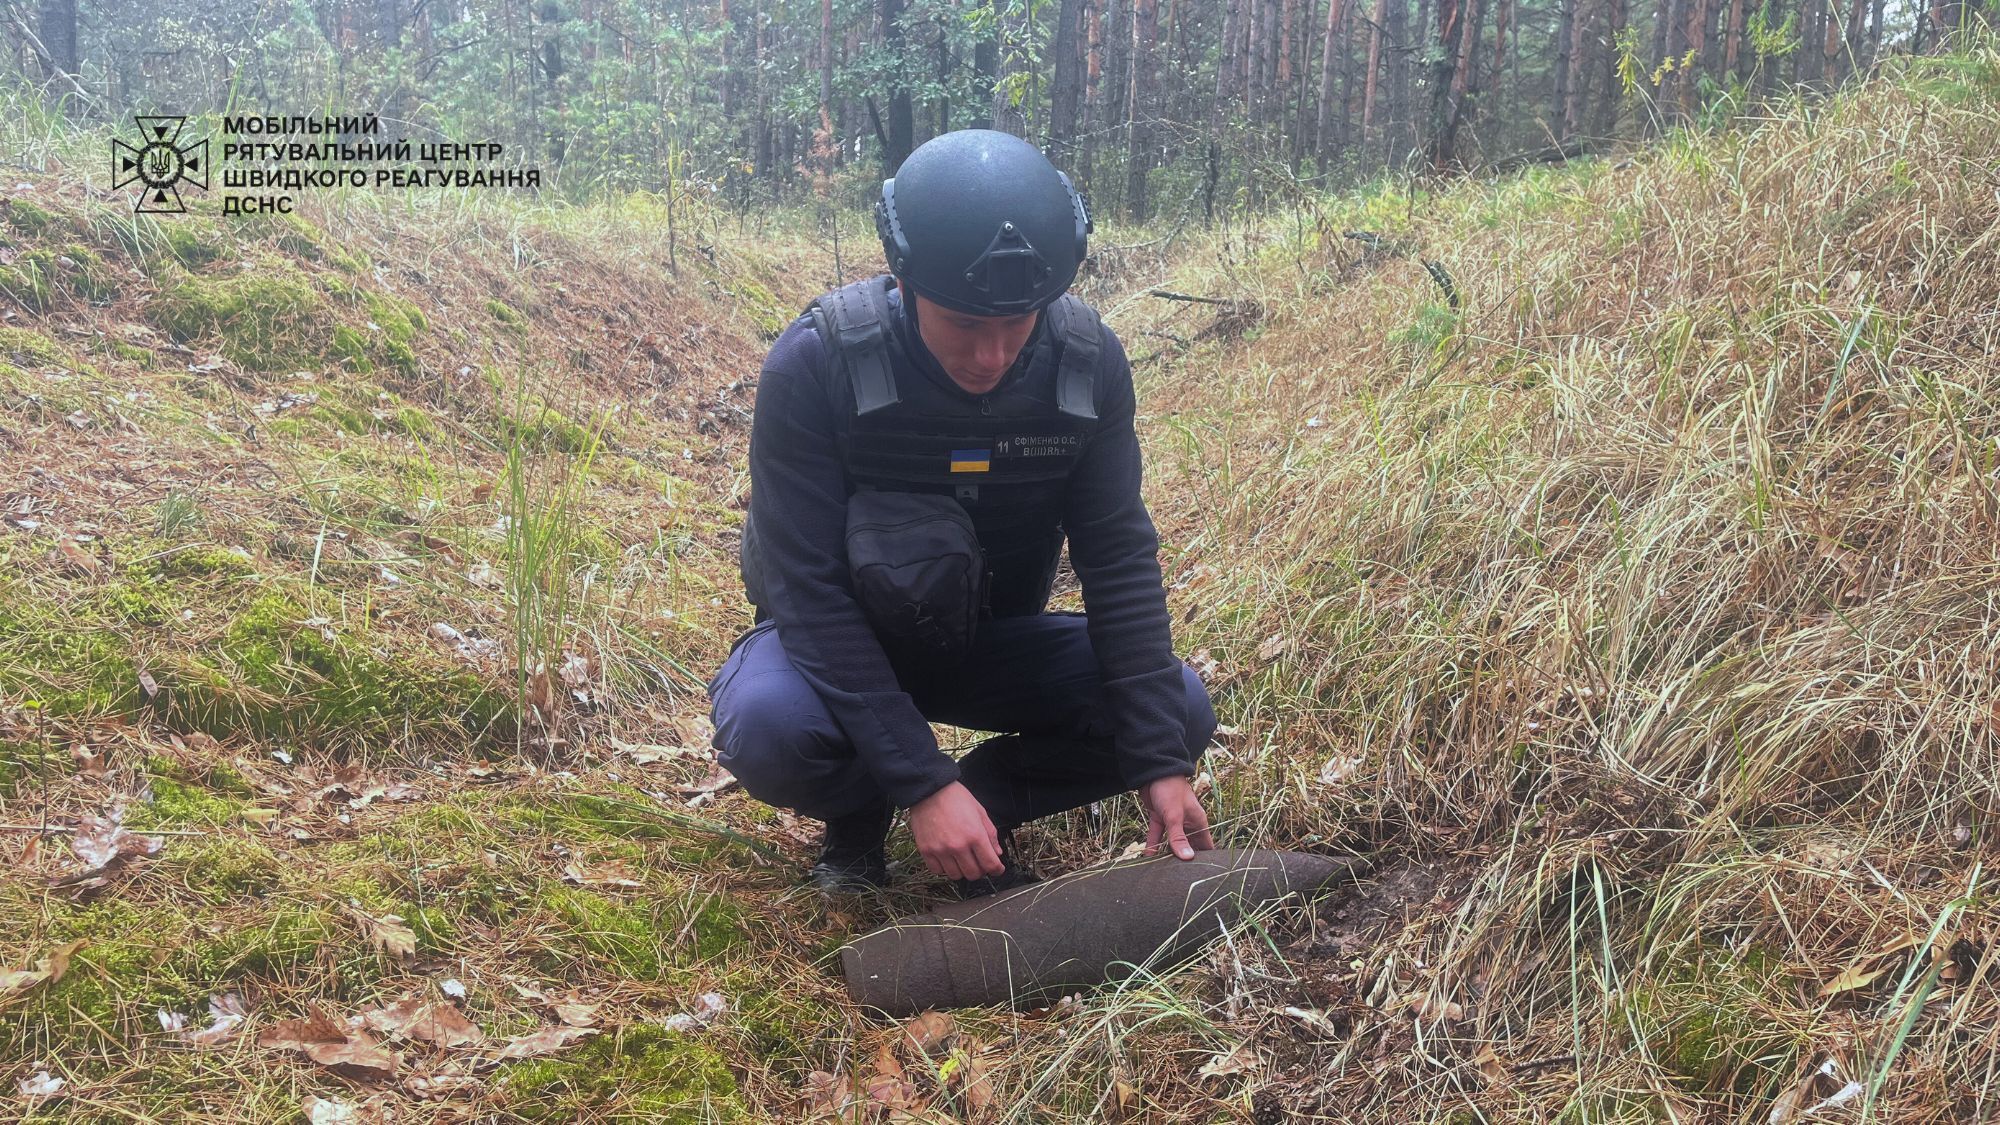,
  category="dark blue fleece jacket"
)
[739,284,1189,809]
